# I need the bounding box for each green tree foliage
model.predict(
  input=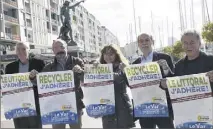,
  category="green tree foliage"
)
[162,46,173,55]
[162,41,185,59]
[172,41,185,58]
[202,22,213,43]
